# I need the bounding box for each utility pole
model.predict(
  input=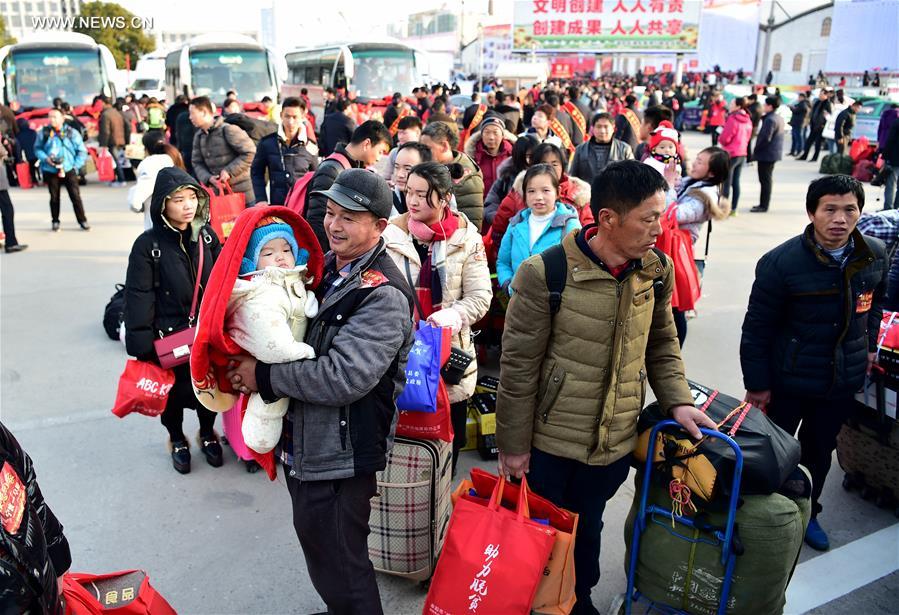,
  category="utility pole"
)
[757,0,775,83]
